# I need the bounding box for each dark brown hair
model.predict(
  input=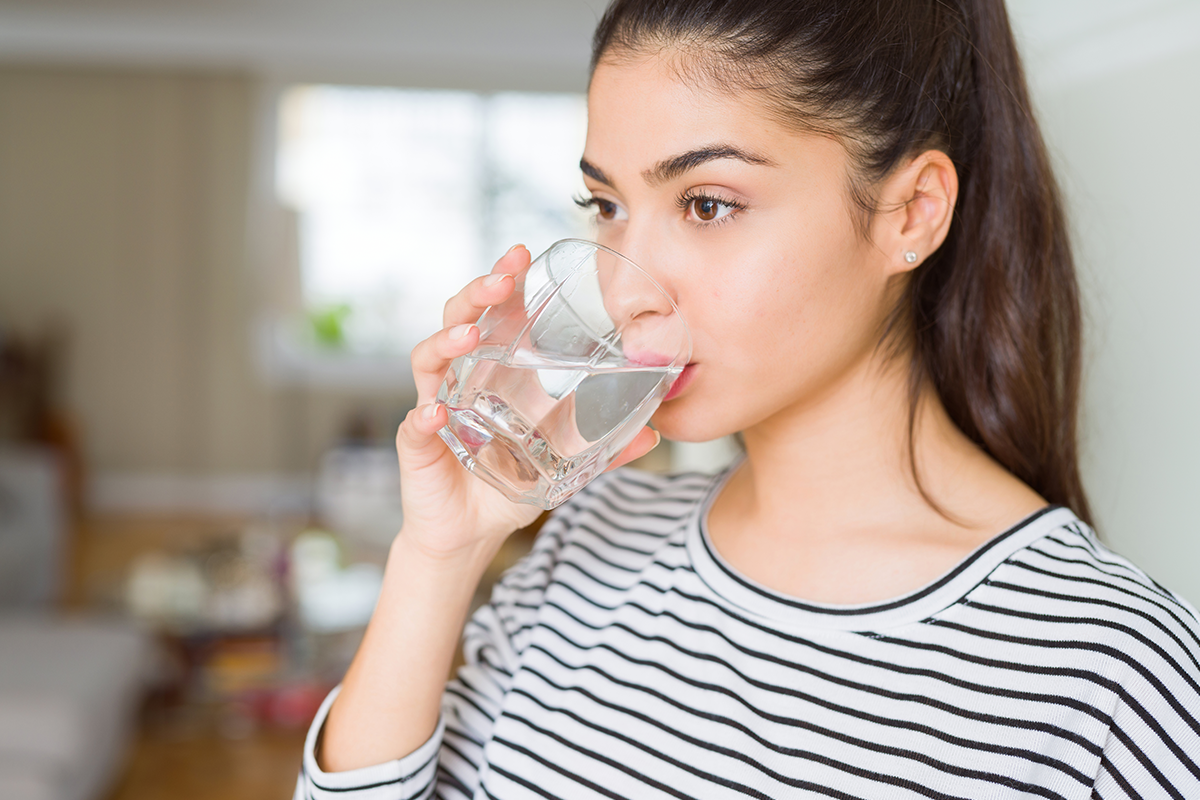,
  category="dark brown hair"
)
[593,0,1093,524]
